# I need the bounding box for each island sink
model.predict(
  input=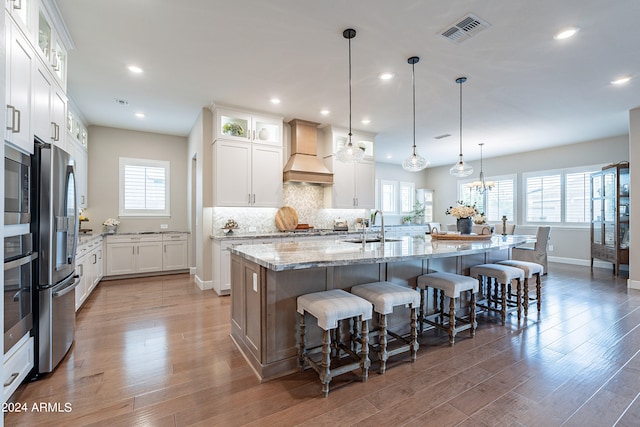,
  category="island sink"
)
[343,237,402,244]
